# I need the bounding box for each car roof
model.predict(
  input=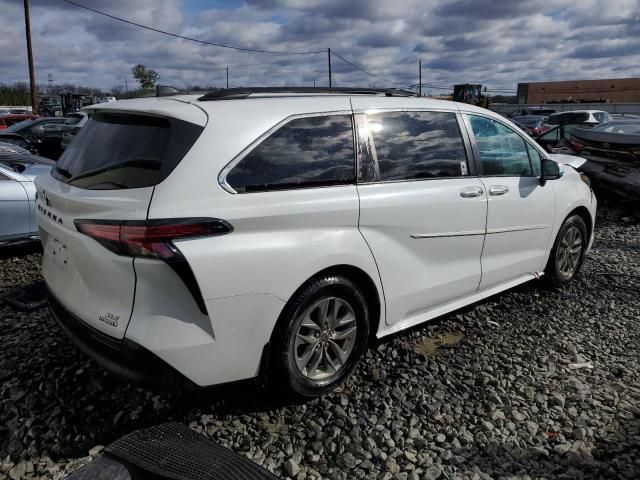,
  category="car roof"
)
[84,92,519,129]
